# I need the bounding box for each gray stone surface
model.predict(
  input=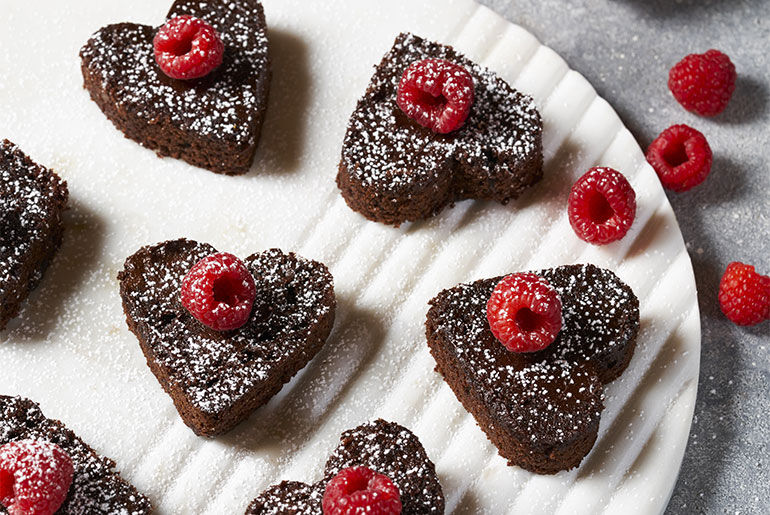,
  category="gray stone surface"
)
[477,0,770,513]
